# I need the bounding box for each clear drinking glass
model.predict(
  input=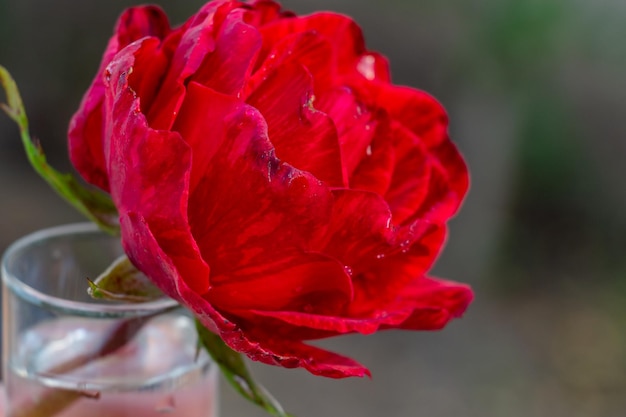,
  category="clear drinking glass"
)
[1,223,219,417]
